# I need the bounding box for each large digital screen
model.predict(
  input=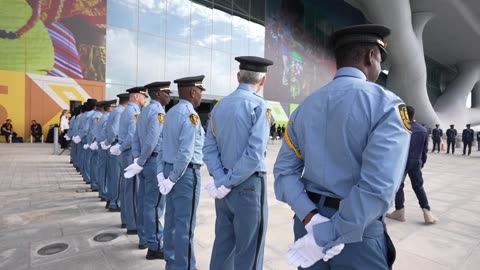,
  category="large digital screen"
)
[264,0,366,103]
